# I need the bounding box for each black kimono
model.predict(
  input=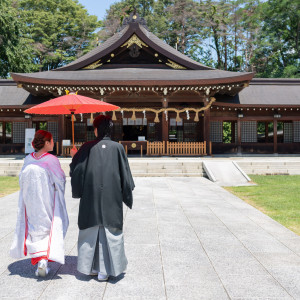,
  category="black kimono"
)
[70,137,135,231]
